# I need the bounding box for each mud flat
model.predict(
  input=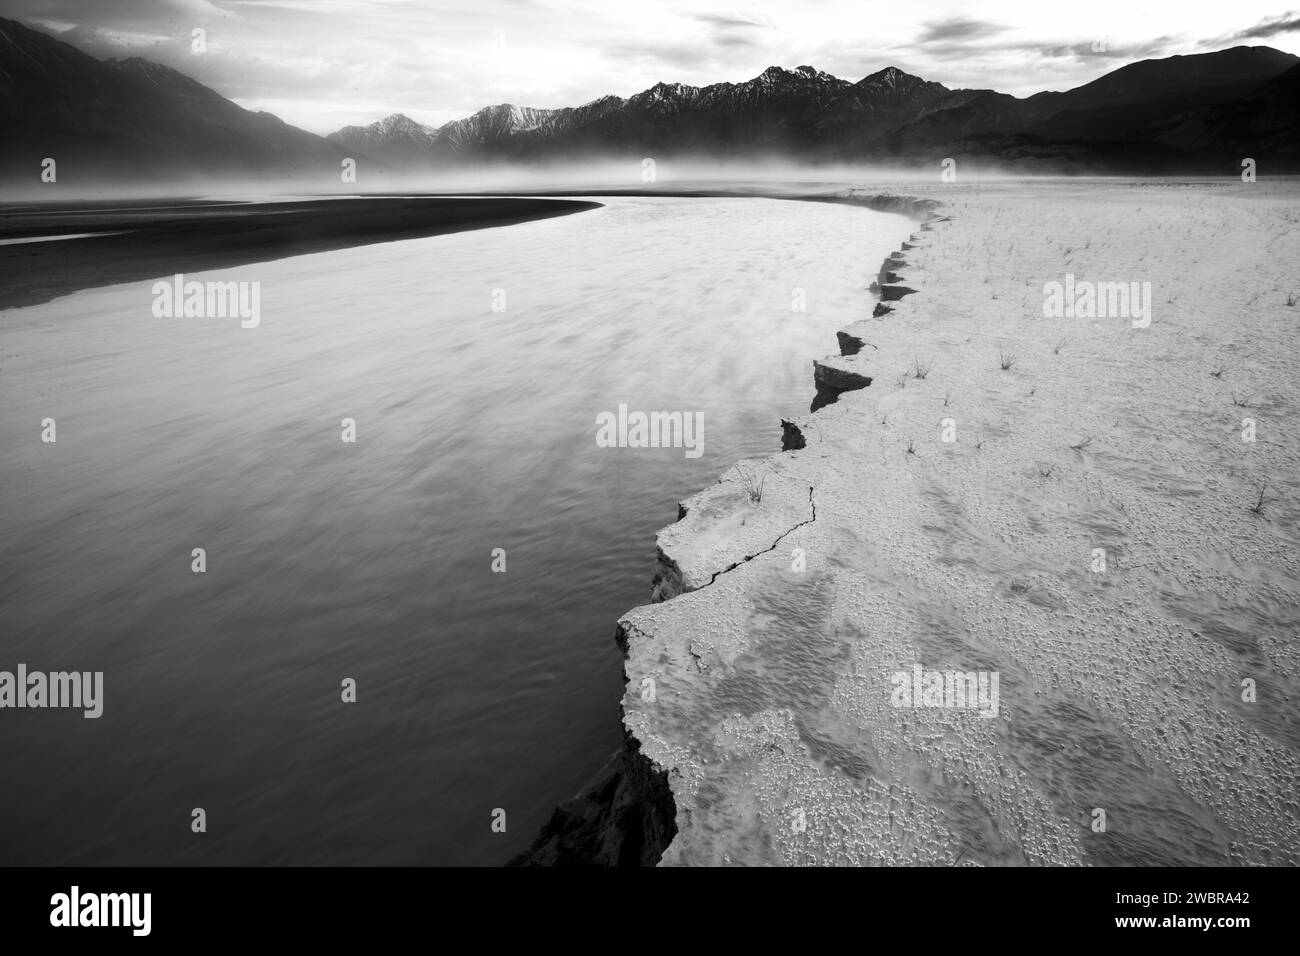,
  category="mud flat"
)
[0,196,598,310]
[618,180,1300,866]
